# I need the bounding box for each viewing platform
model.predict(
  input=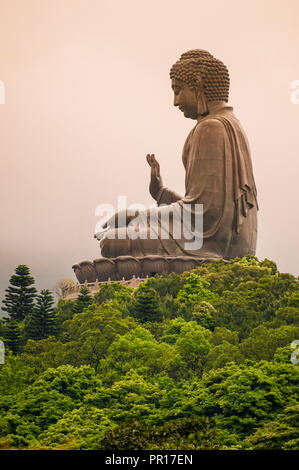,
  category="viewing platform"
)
[63,275,148,300]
